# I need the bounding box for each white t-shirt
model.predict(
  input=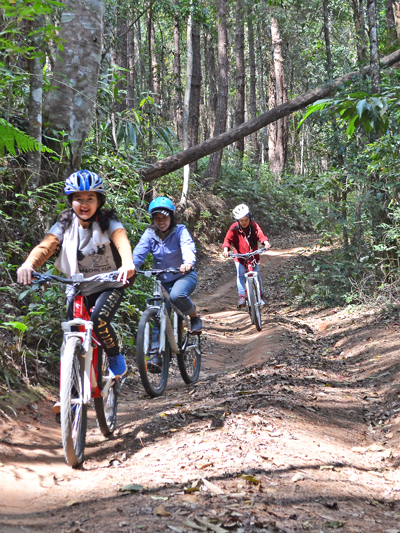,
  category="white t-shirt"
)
[49,219,124,296]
